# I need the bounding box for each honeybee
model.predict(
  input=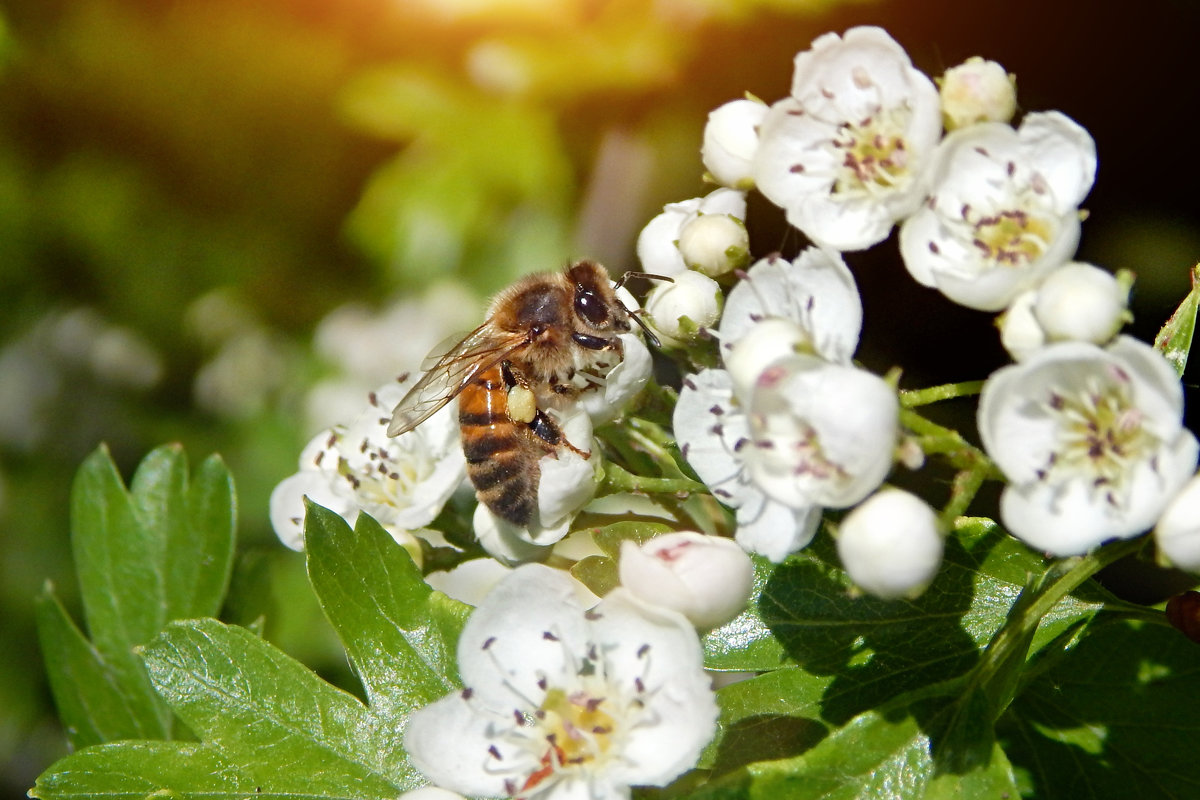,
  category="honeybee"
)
[387,260,653,528]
